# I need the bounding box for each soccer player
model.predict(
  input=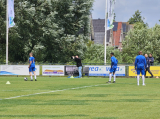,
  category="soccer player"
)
[135,51,147,86]
[28,52,37,81]
[107,52,118,83]
[72,55,82,78]
[145,54,153,78]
